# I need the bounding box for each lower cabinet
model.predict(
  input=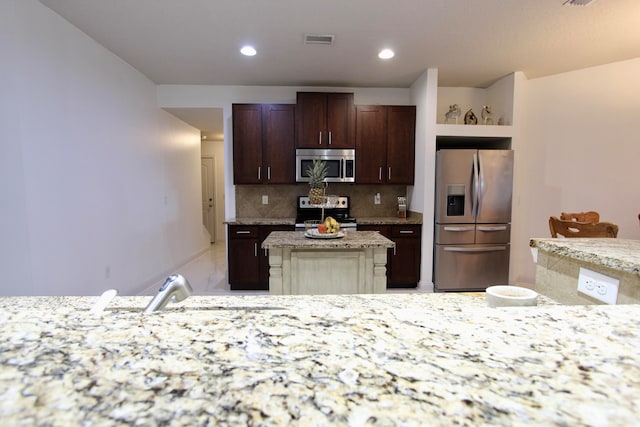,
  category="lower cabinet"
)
[357,224,422,288]
[227,224,294,290]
